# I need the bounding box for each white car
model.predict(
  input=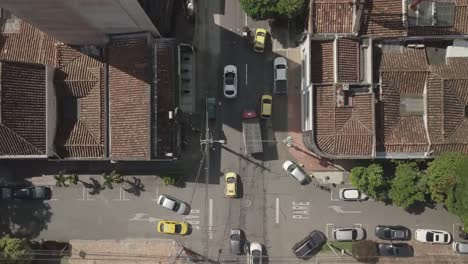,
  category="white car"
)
[332,227,365,241]
[249,242,262,264]
[415,229,451,244]
[273,57,287,93]
[339,188,368,201]
[157,194,189,215]
[453,241,468,254]
[282,160,310,185]
[223,65,237,98]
